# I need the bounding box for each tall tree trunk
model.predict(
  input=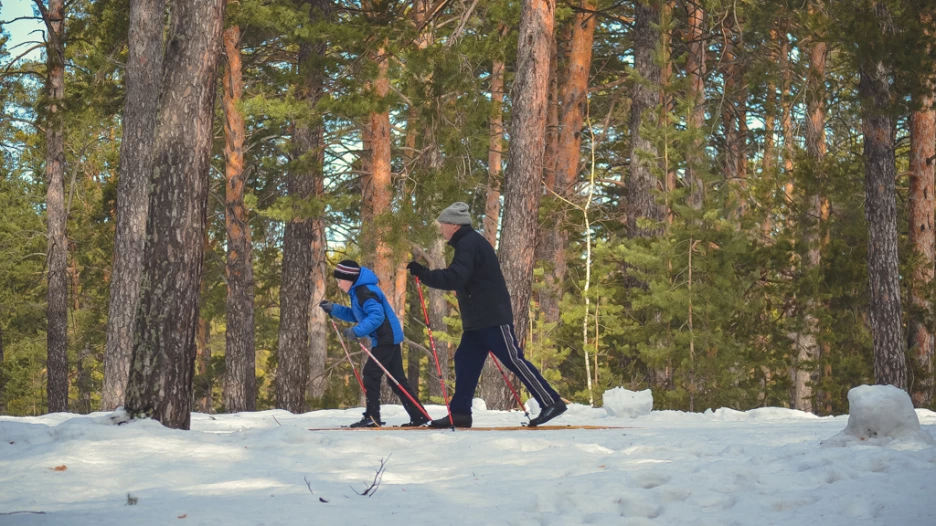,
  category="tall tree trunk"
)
[0,324,5,413]
[125,0,226,430]
[685,0,706,209]
[309,213,328,399]
[39,0,68,413]
[278,0,329,413]
[403,0,432,398]
[543,28,559,197]
[720,24,740,184]
[908,14,935,407]
[102,0,166,411]
[363,44,393,287]
[479,30,513,410]
[761,23,779,239]
[661,0,676,209]
[221,21,257,412]
[793,14,828,413]
[484,56,506,247]
[196,312,212,413]
[498,0,555,381]
[76,343,91,414]
[763,28,777,177]
[539,2,592,331]
[859,4,907,390]
[628,0,664,236]
[426,238,451,399]
[304,0,331,402]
